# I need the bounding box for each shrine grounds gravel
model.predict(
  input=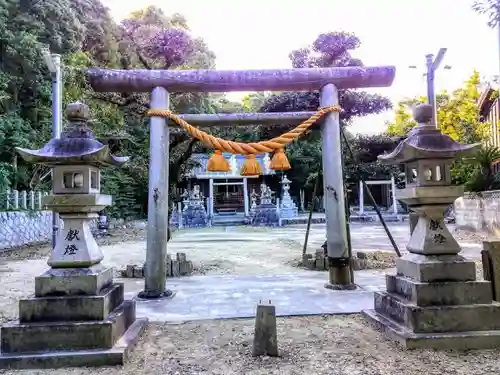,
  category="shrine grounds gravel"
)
[3,315,500,375]
[0,224,493,374]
